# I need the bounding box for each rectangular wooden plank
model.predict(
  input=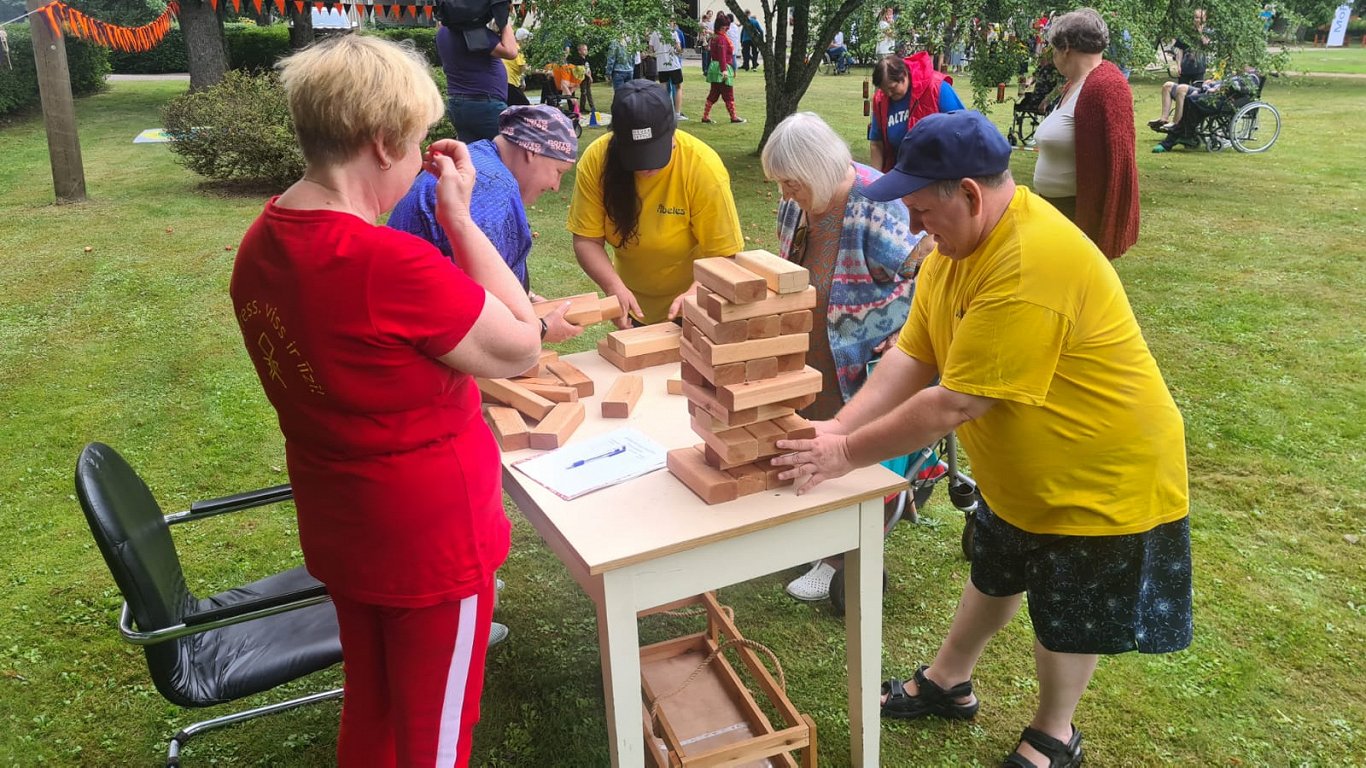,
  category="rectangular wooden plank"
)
[601,374,643,418]
[776,352,806,374]
[666,375,684,395]
[718,367,823,411]
[598,295,624,321]
[687,400,796,432]
[476,377,555,421]
[690,414,760,465]
[679,337,746,387]
[746,314,780,339]
[743,420,785,456]
[485,406,528,451]
[759,456,794,490]
[545,359,594,398]
[681,295,748,344]
[606,322,682,357]
[597,338,681,371]
[667,446,739,505]
[534,293,597,319]
[519,382,579,403]
[528,401,585,449]
[779,310,813,335]
[700,285,818,323]
[773,413,816,440]
[734,249,810,294]
[693,257,768,304]
[744,356,778,382]
[725,463,768,497]
[695,330,809,366]
[683,383,805,429]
